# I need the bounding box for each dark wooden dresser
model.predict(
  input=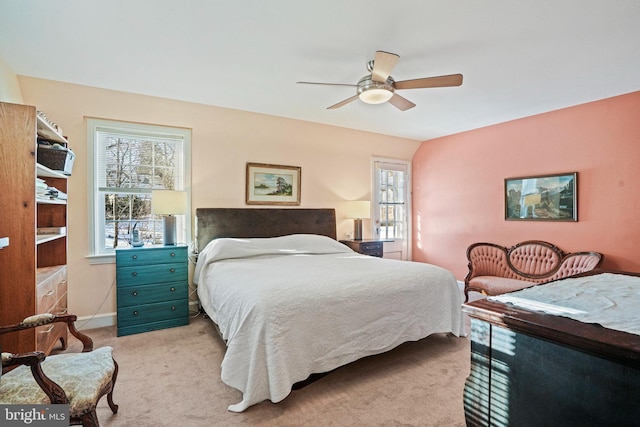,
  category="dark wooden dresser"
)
[462,290,640,427]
